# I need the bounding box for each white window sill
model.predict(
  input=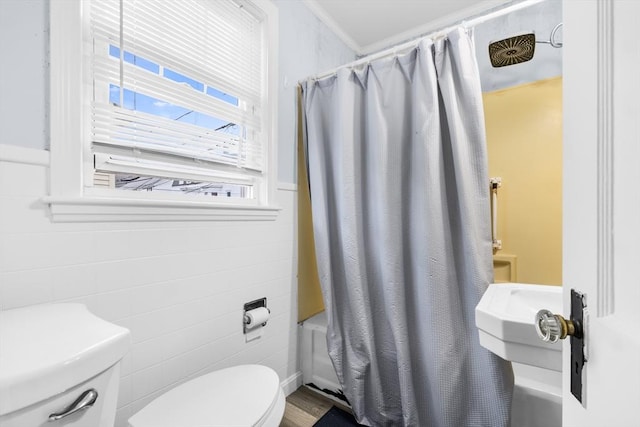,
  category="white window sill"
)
[43,196,281,222]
